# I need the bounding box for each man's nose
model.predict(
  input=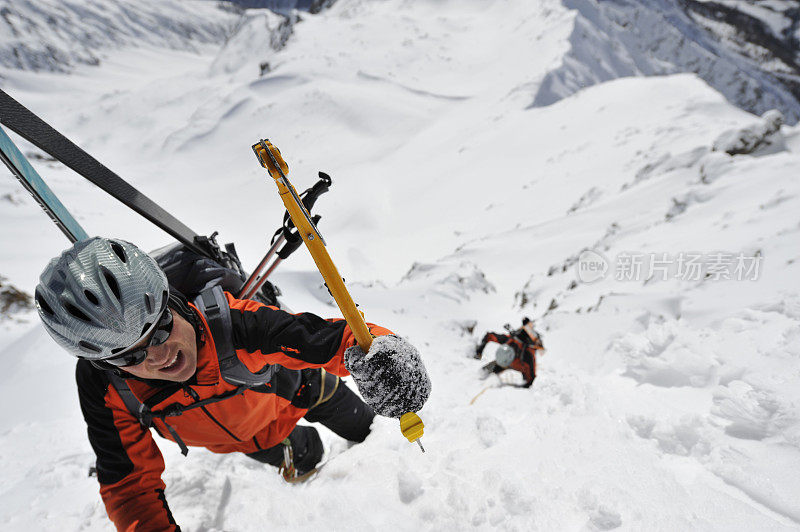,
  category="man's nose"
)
[146,344,171,366]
